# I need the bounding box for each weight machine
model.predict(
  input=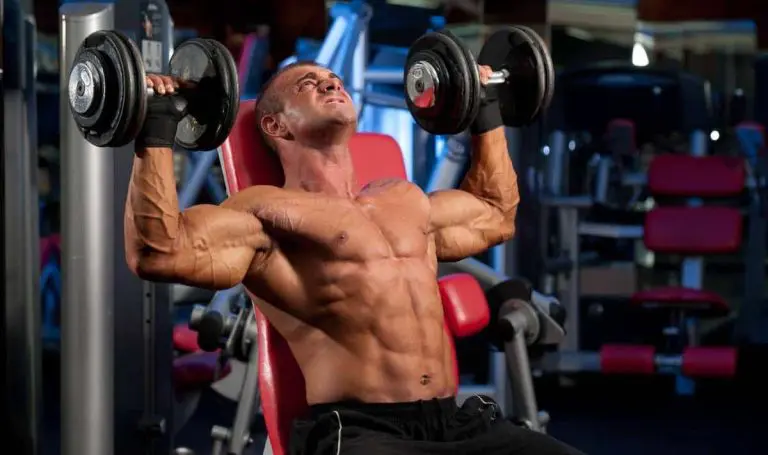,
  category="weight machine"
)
[539,64,748,395]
